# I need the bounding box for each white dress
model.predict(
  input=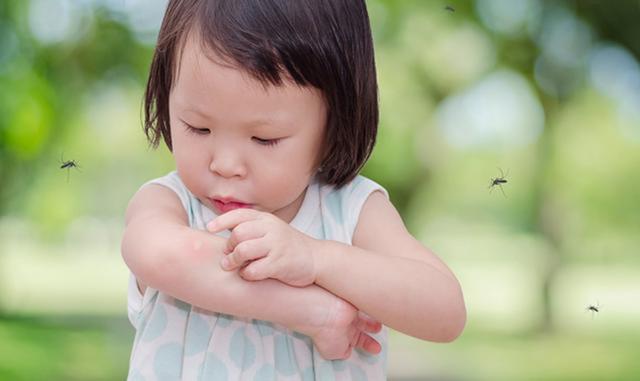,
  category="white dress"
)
[126,171,389,380]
